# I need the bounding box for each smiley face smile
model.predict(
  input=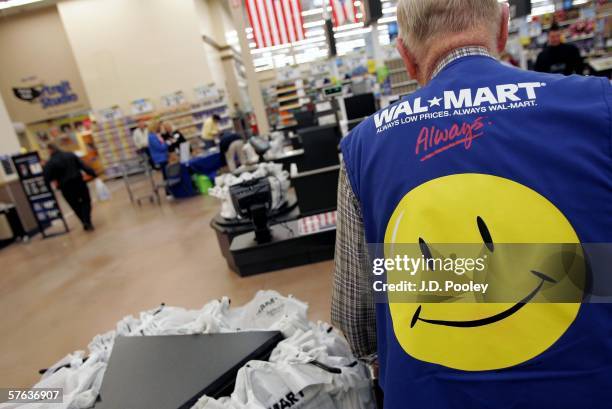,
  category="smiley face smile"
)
[410,269,557,328]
